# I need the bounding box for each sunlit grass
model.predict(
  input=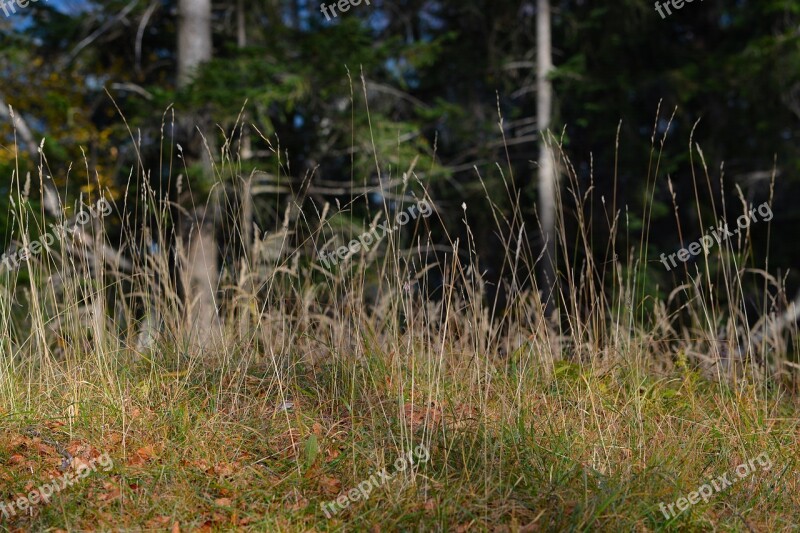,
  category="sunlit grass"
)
[0,103,798,531]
